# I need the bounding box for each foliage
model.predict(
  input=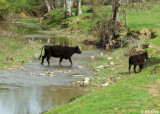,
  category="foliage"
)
[0,0,9,15]
[0,0,47,17]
